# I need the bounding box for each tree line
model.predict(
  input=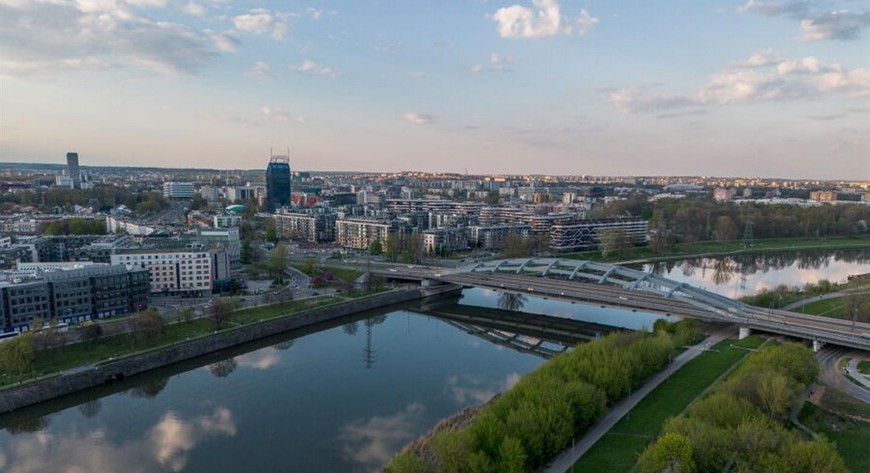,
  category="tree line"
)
[595,195,870,251]
[387,322,702,473]
[635,342,847,473]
